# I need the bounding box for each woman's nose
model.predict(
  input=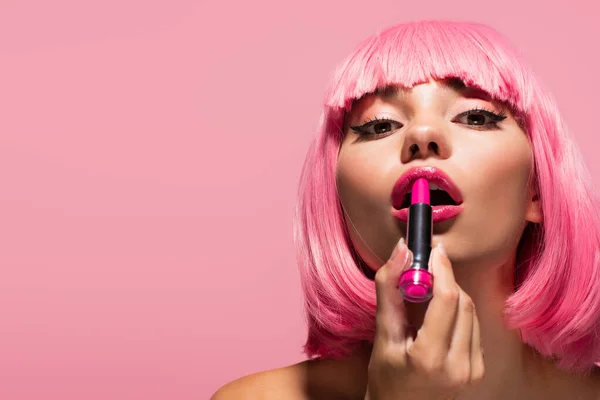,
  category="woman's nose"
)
[400,117,451,163]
